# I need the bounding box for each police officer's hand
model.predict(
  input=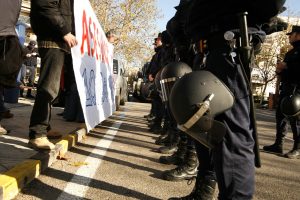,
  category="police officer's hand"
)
[63,33,78,48]
[276,62,287,74]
